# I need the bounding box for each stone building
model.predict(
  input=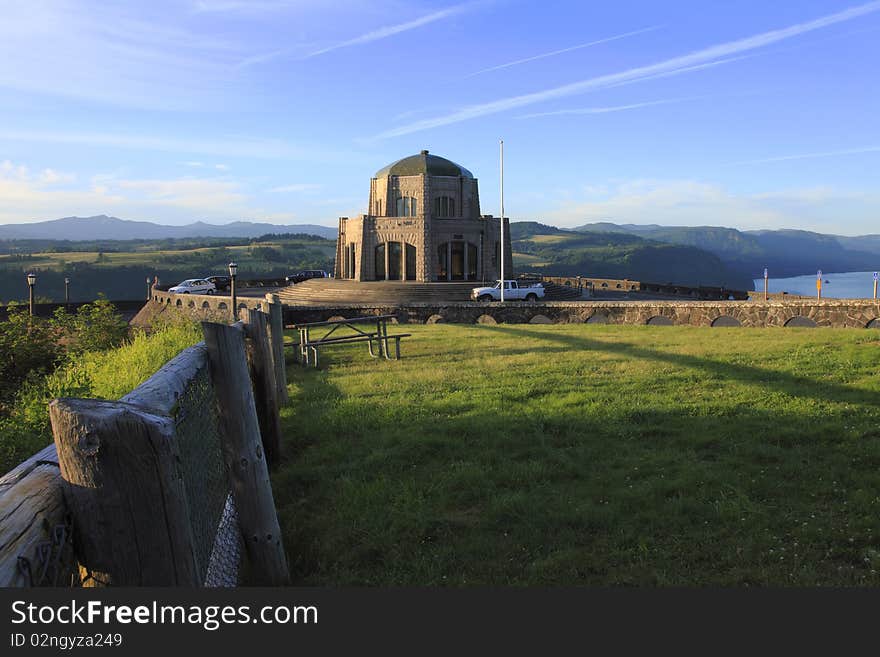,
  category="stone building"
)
[334,150,512,282]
